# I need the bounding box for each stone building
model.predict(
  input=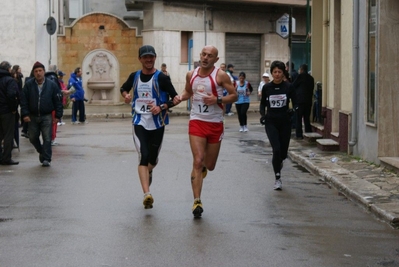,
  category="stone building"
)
[310,0,399,170]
